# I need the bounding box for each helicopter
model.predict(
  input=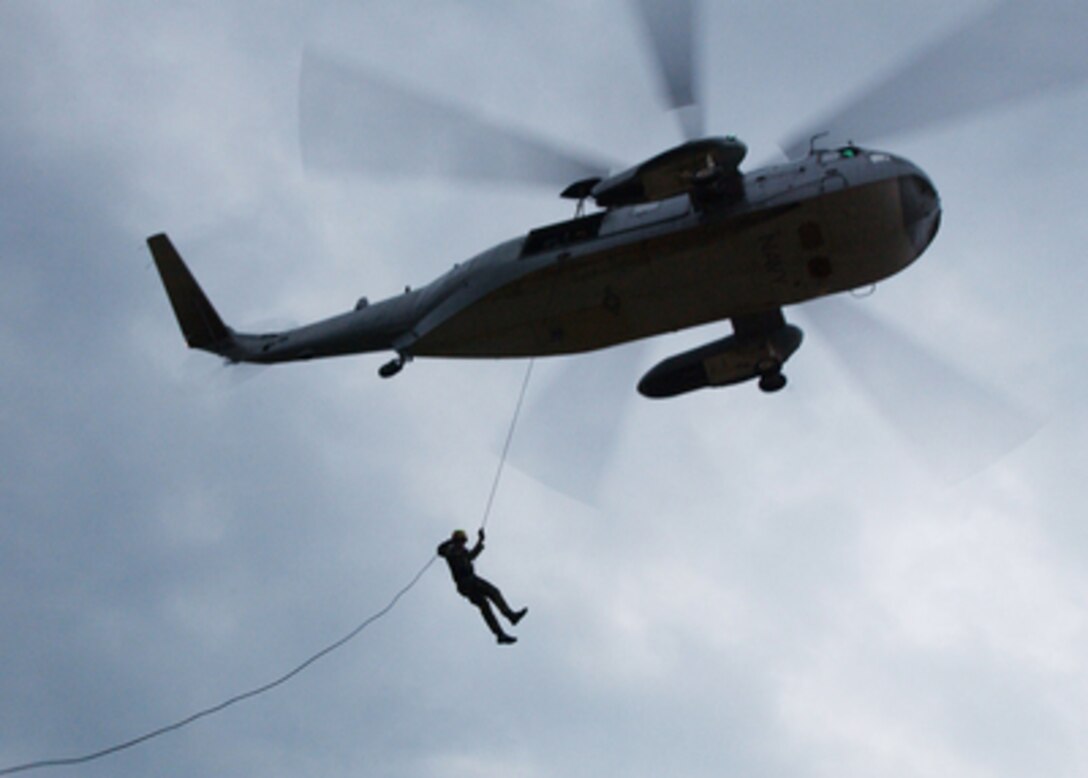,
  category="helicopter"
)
[149,0,1084,399]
